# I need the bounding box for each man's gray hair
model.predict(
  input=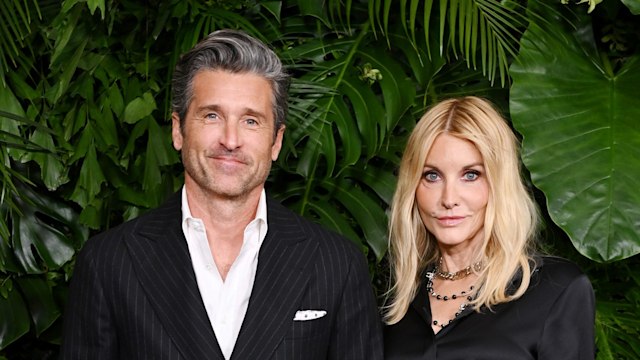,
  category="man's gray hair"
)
[171,29,290,132]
